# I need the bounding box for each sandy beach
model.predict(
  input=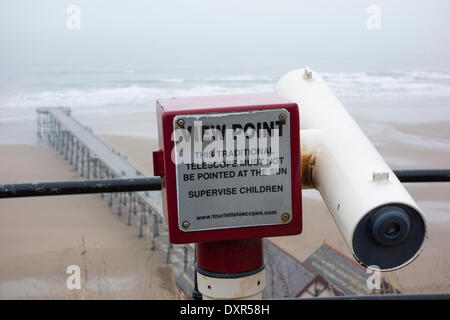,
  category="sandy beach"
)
[0,110,449,298]
[0,144,176,299]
